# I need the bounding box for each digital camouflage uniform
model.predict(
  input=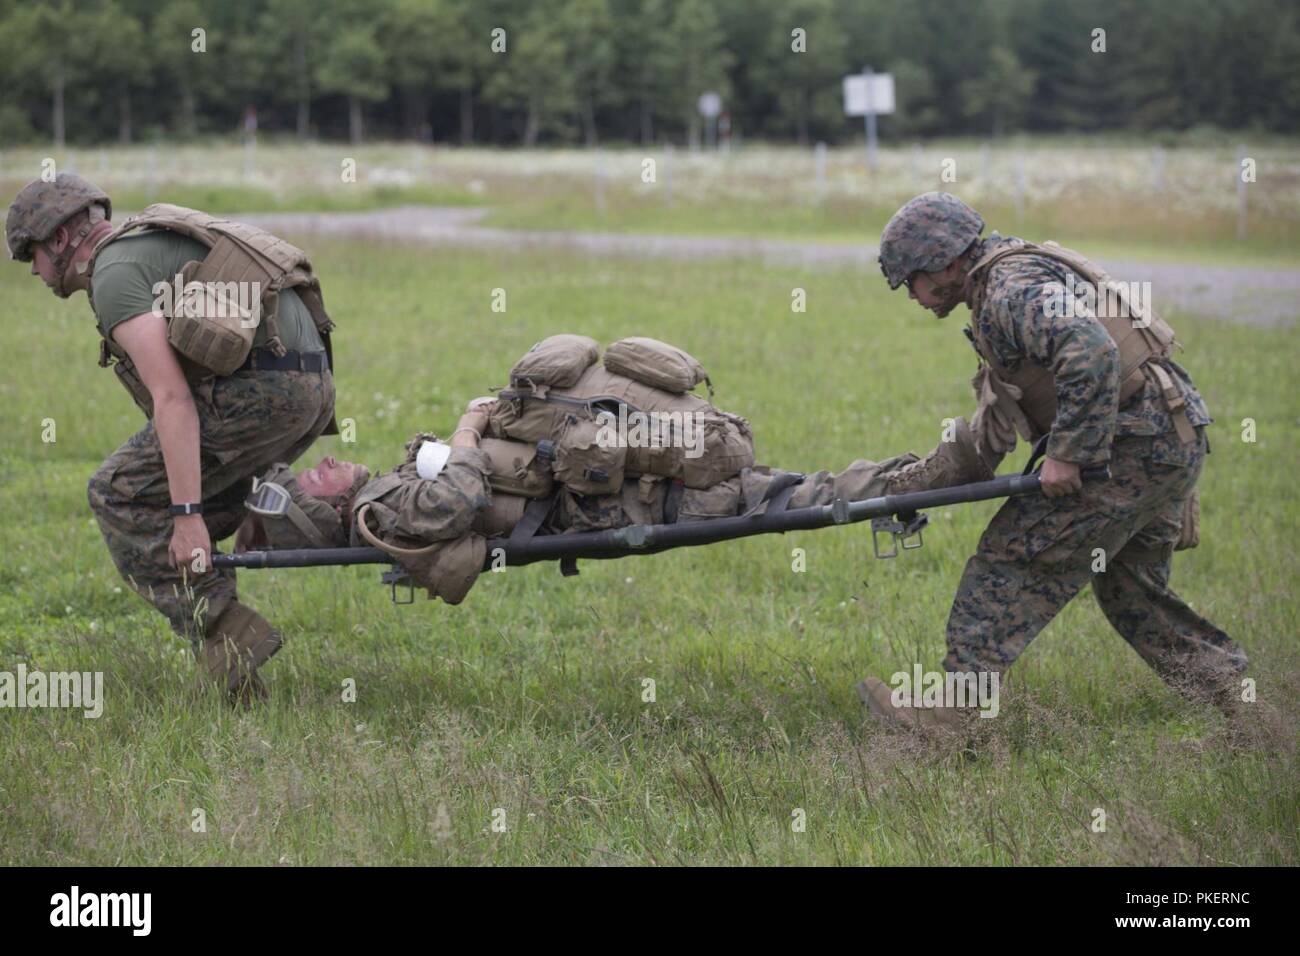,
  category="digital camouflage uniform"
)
[3,174,336,656]
[347,447,492,548]
[947,236,1246,698]
[87,369,335,640]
